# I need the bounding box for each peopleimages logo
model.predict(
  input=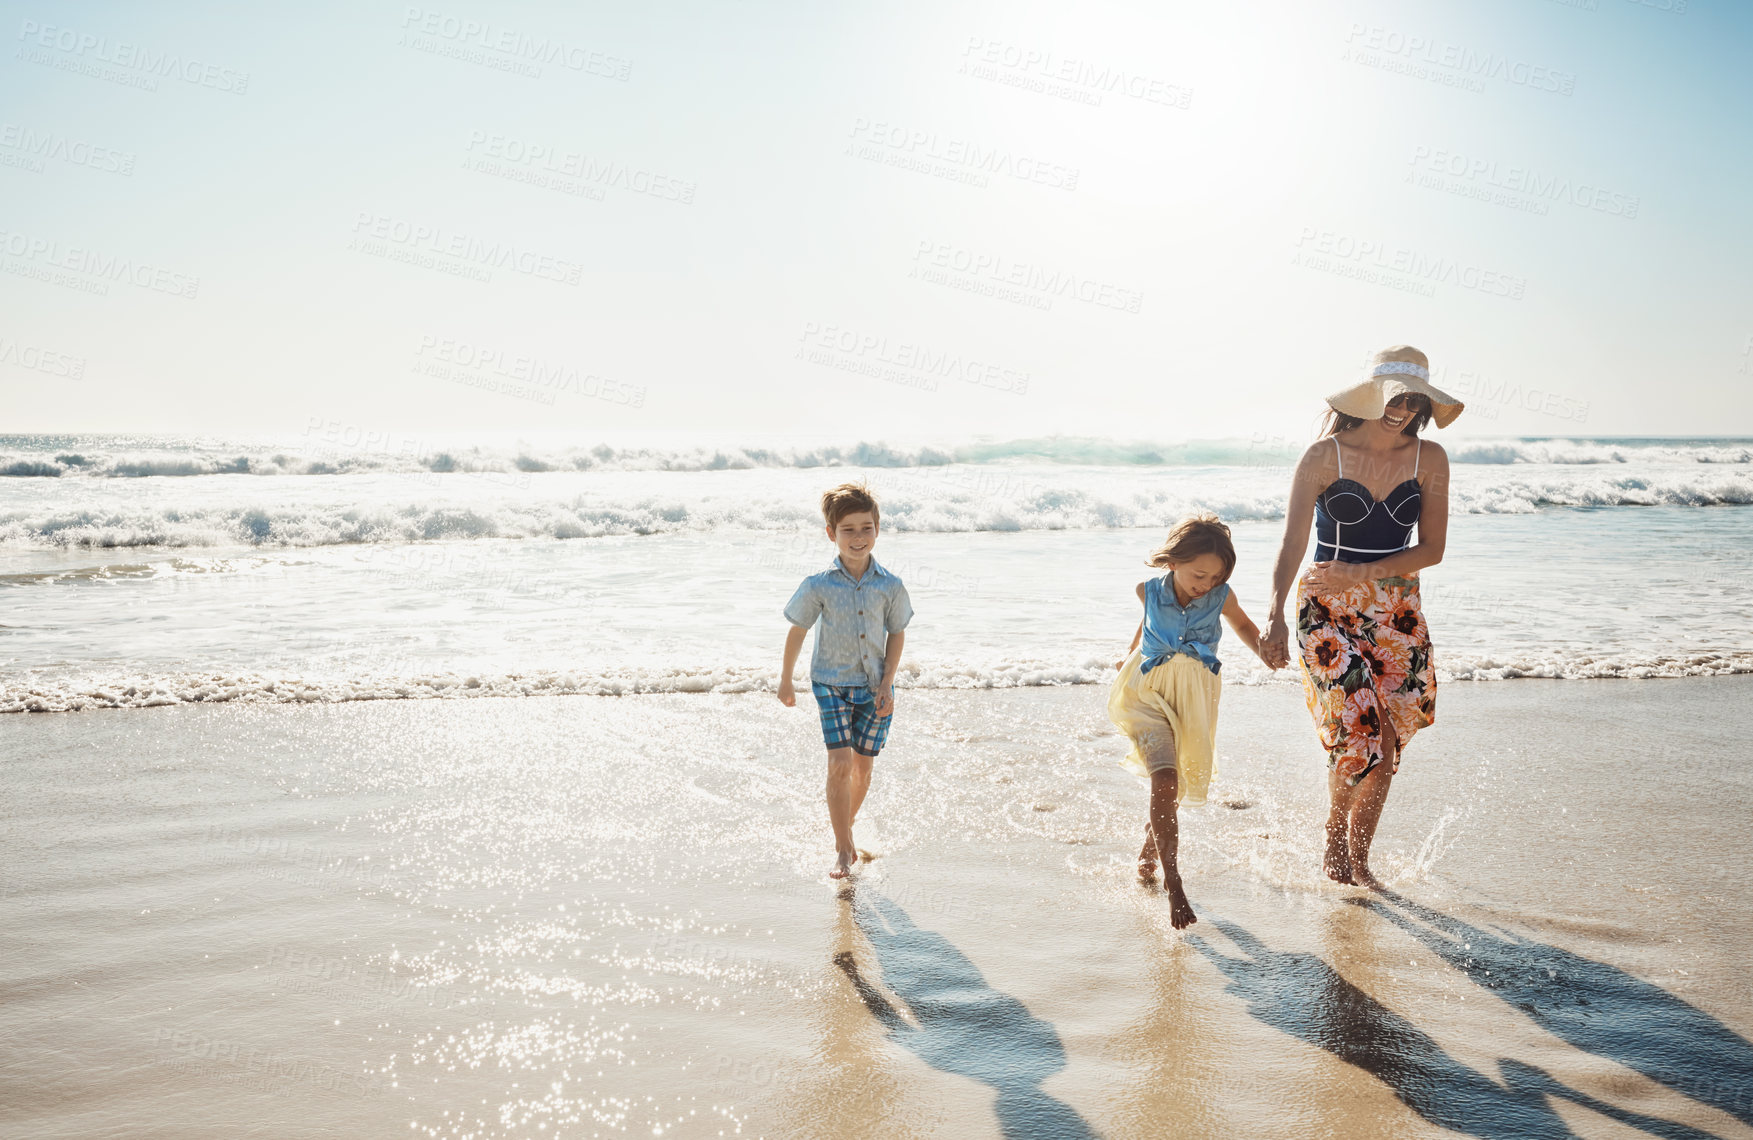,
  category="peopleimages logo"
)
[958,37,1193,109]
[910,240,1143,313]
[464,131,695,203]
[0,229,200,298]
[1408,146,1638,218]
[15,19,250,93]
[0,334,87,379]
[349,213,583,285]
[1293,227,1526,300]
[849,119,1080,191]
[796,321,1030,395]
[398,7,630,80]
[1343,23,1576,95]
[0,124,135,174]
[412,334,646,407]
